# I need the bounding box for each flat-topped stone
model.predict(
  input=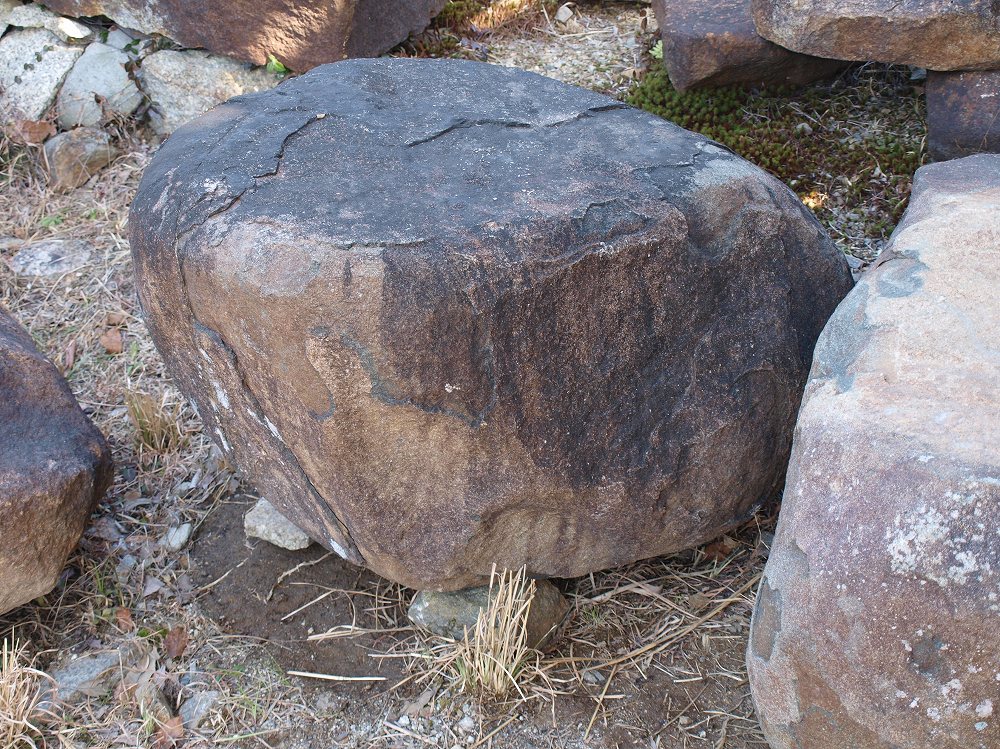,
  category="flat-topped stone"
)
[748,155,1000,749]
[129,59,852,590]
[653,0,844,91]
